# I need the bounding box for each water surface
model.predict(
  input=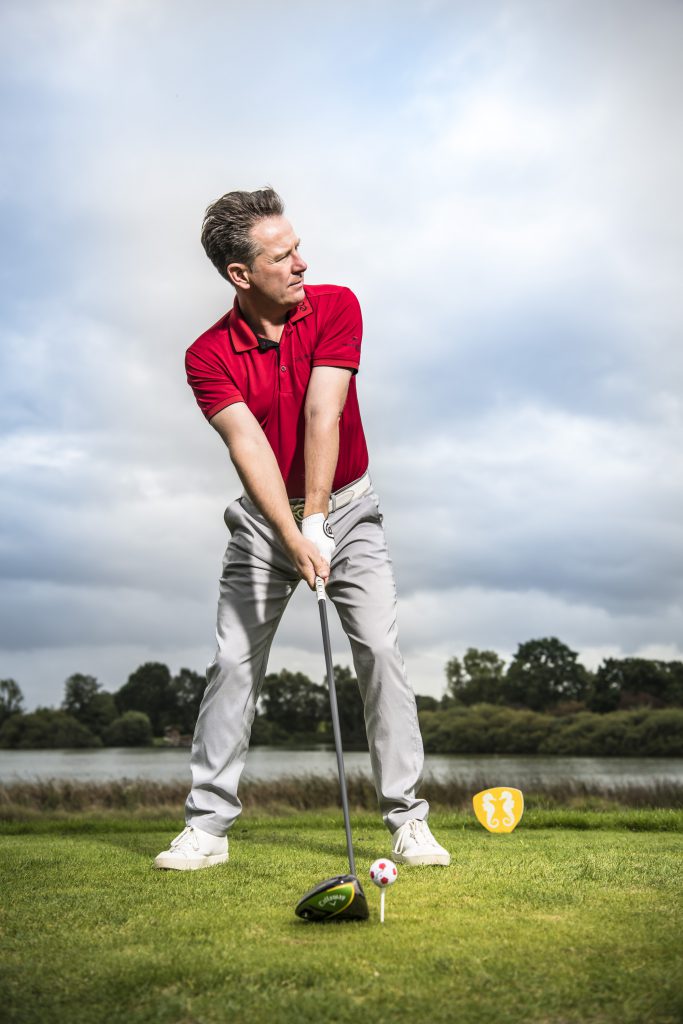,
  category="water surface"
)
[1,746,682,788]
